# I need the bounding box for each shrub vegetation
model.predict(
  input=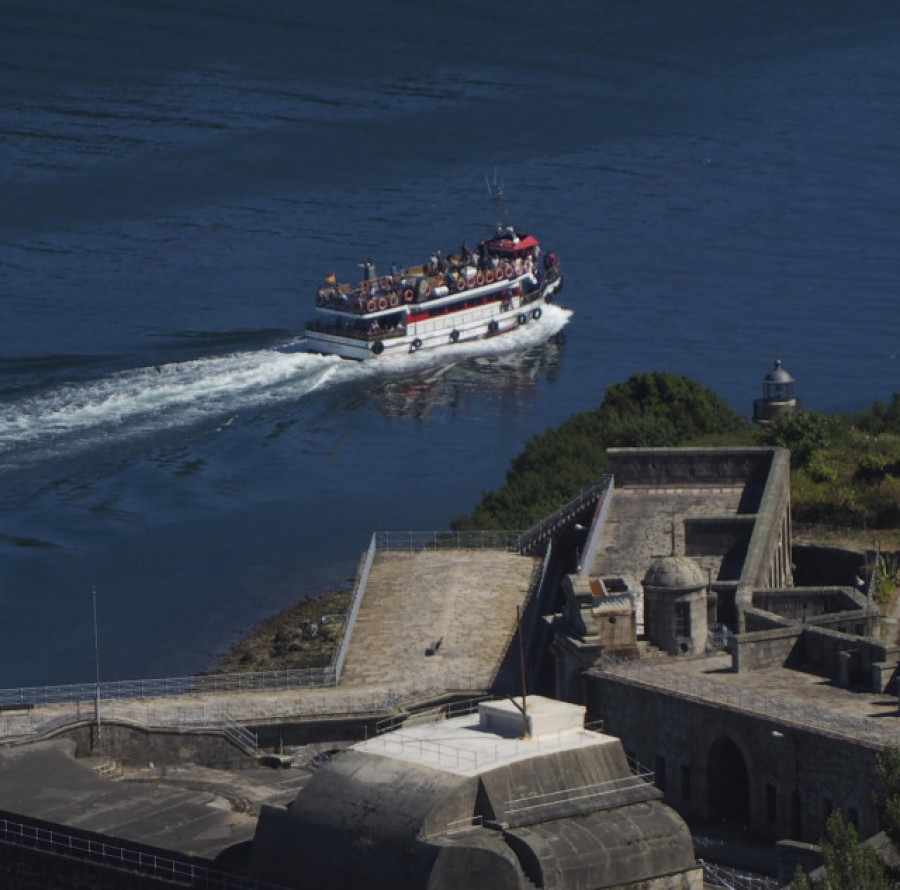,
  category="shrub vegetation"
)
[451,374,900,535]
